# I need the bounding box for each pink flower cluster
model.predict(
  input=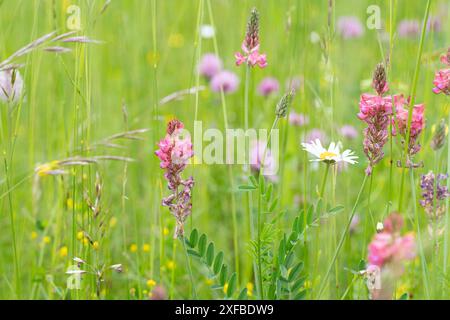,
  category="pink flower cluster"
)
[358,64,393,175]
[432,48,450,96]
[392,96,425,156]
[155,119,194,238]
[257,77,279,96]
[337,16,364,39]
[368,213,416,268]
[198,53,239,94]
[235,43,267,68]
